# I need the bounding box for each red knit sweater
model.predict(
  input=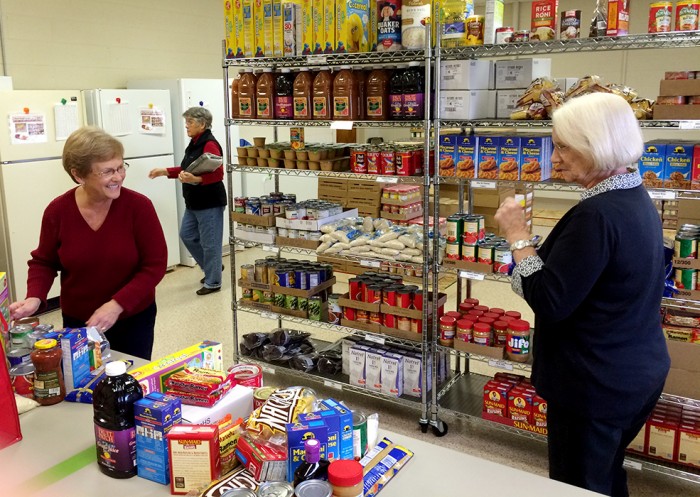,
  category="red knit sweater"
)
[26,187,167,321]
